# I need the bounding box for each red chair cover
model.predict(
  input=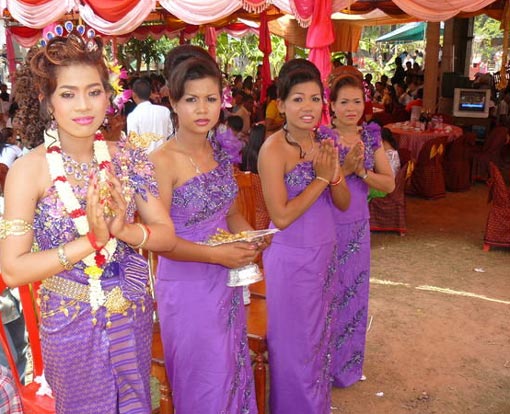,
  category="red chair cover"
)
[369,160,413,235]
[483,162,510,250]
[472,126,508,182]
[406,136,447,199]
[444,132,476,192]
